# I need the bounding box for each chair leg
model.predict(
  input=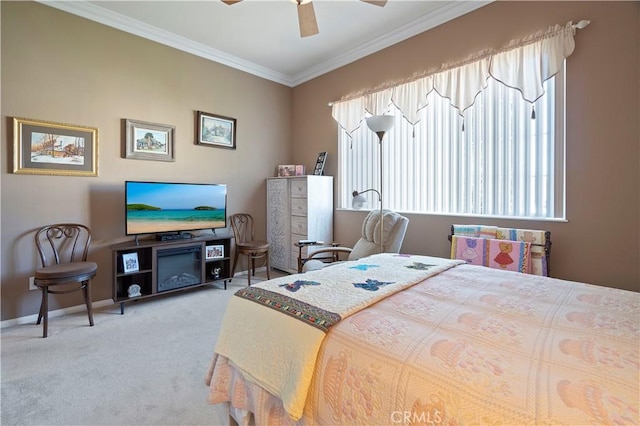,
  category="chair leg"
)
[83,280,94,327]
[36,287,45,325]
[230,249,240,282]
[252,256,256,276]
[266,251,271,280]
[41,287,49,338]
[247,255,251,287]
